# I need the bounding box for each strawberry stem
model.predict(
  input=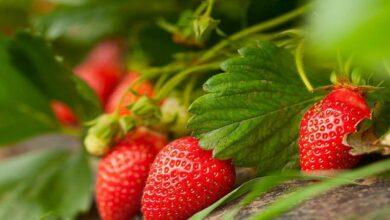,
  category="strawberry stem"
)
[196,3,311,64]
[205,0,214,17]
[60,126,81,137]
[295,41,314,92]
[155,62,221,100]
